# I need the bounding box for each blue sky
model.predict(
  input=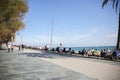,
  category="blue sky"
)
[15,0,119,47]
